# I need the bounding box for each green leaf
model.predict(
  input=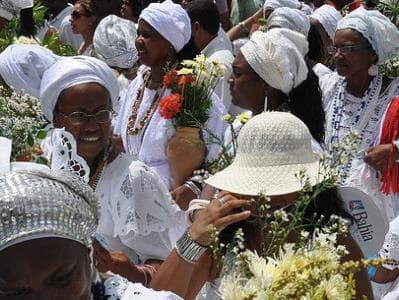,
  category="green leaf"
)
[27,134,34,146]
[36,130,47,139]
